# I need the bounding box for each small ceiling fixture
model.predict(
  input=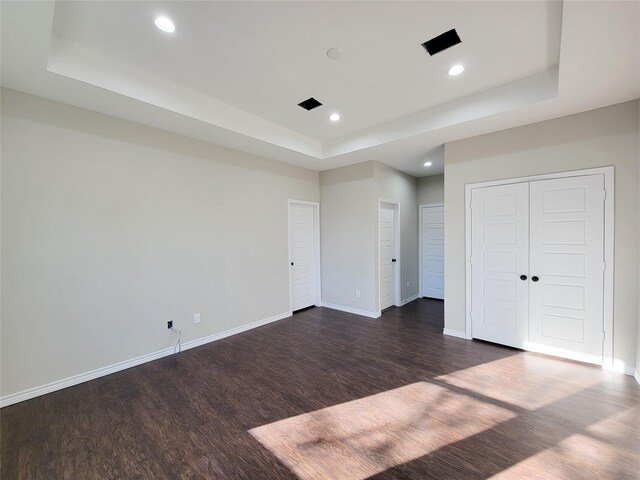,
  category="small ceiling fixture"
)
[329,113,340,122]
[448,64,464,76]
[298,97,323,111]
[424,161,433,167]
[422,29,462,56]
[154,16,175,33]
[326,48,342,60]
